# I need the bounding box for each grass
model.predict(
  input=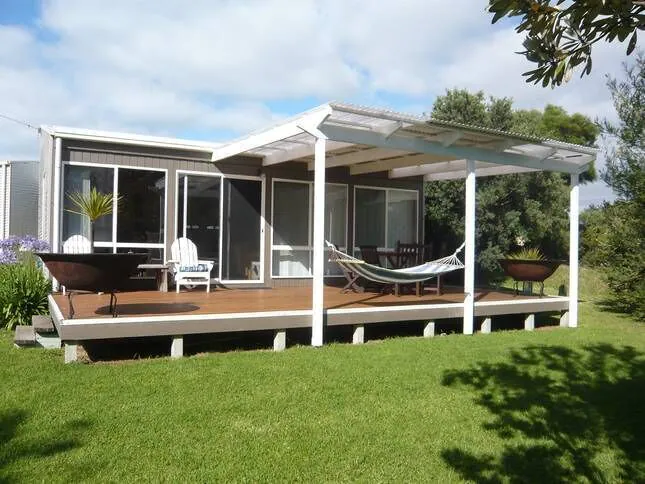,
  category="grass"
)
[1,268,644,482]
